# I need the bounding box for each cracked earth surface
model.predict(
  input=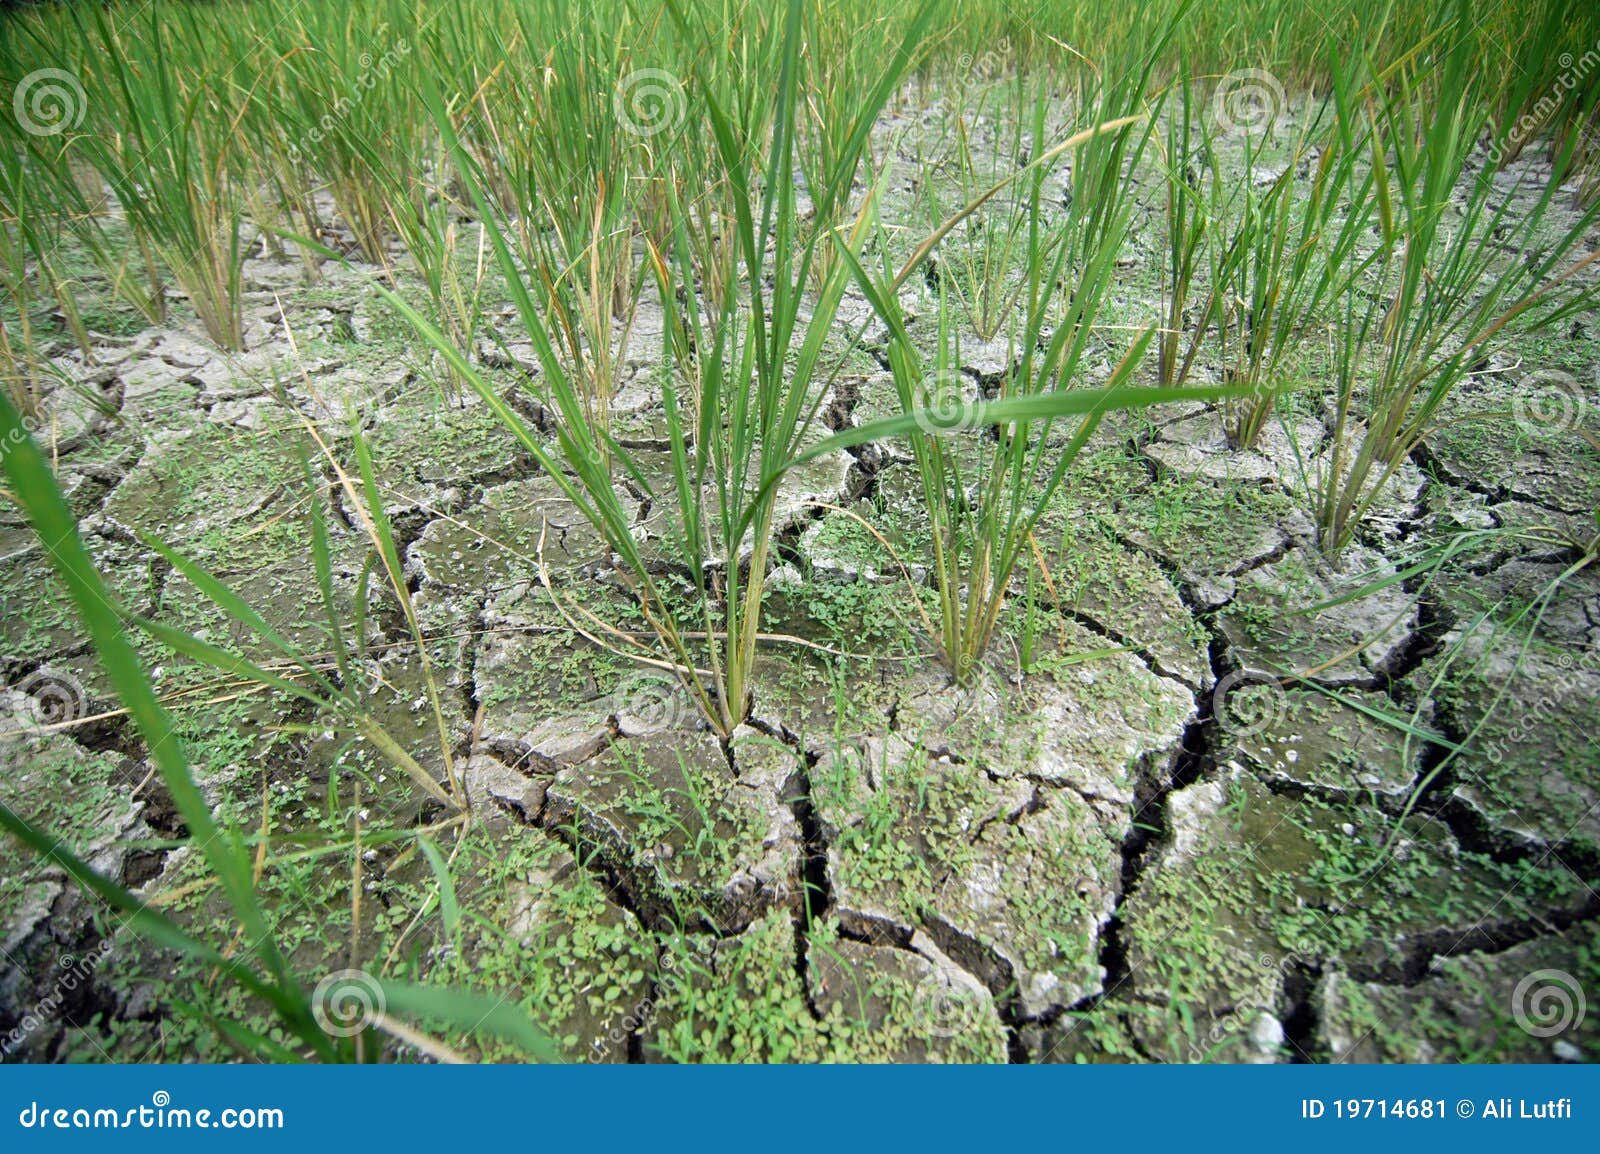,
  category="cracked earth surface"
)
[2,121,1598,1064]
